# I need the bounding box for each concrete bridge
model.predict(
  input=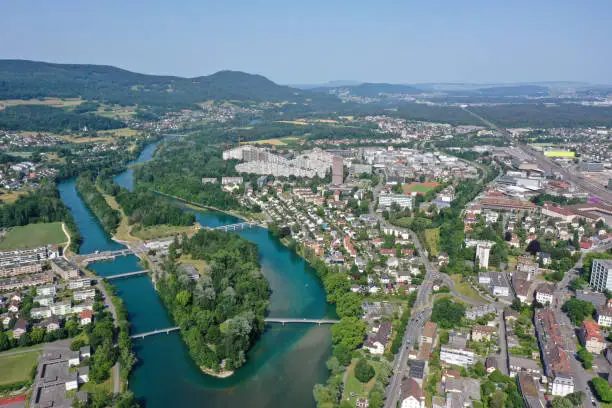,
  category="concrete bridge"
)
[73,249,142,265]
[208,222,255,232]
[104,270,150,281]
[264,318,340,326]
[131,327,180,339]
